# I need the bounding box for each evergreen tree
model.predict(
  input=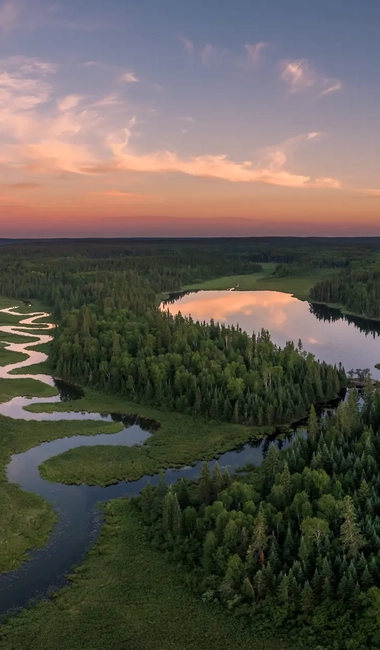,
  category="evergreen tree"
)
[308,404,319,442]
[301,580,314,613]
[340,496,365,557]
